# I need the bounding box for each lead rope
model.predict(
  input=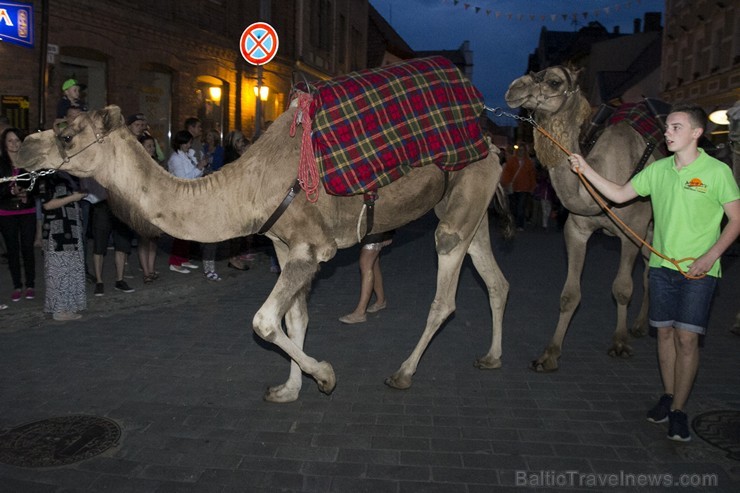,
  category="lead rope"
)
[290,92,320,203]
[532,122,705,280]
